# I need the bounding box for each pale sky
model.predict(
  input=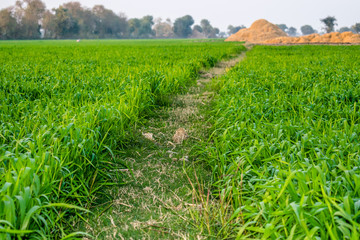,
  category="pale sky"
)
[1,0,359,33]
